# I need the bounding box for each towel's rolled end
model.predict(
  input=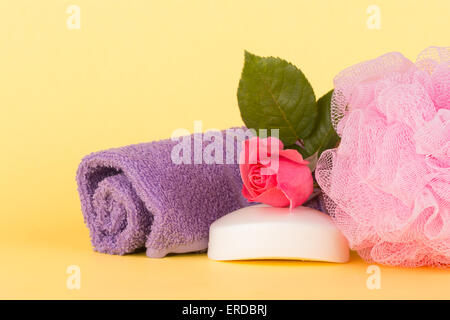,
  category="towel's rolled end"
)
[76,130,251,258]
[76,155,154,256]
